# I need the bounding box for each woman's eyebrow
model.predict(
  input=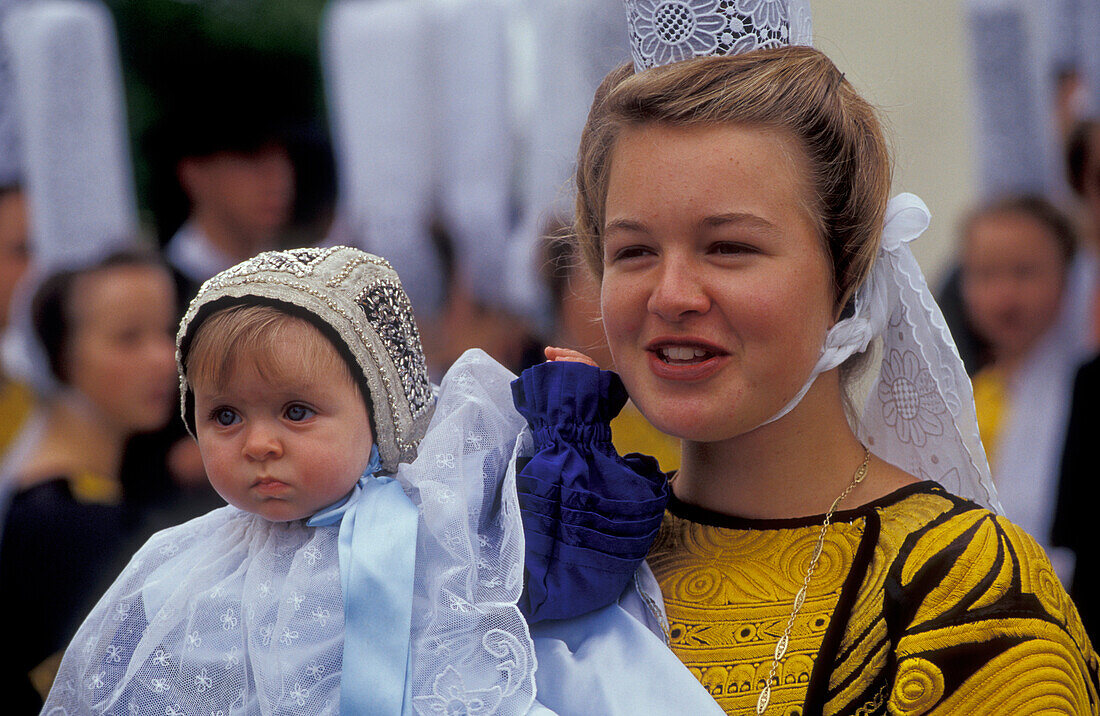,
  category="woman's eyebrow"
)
[702,212,777,232]
[603,218,649,235]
